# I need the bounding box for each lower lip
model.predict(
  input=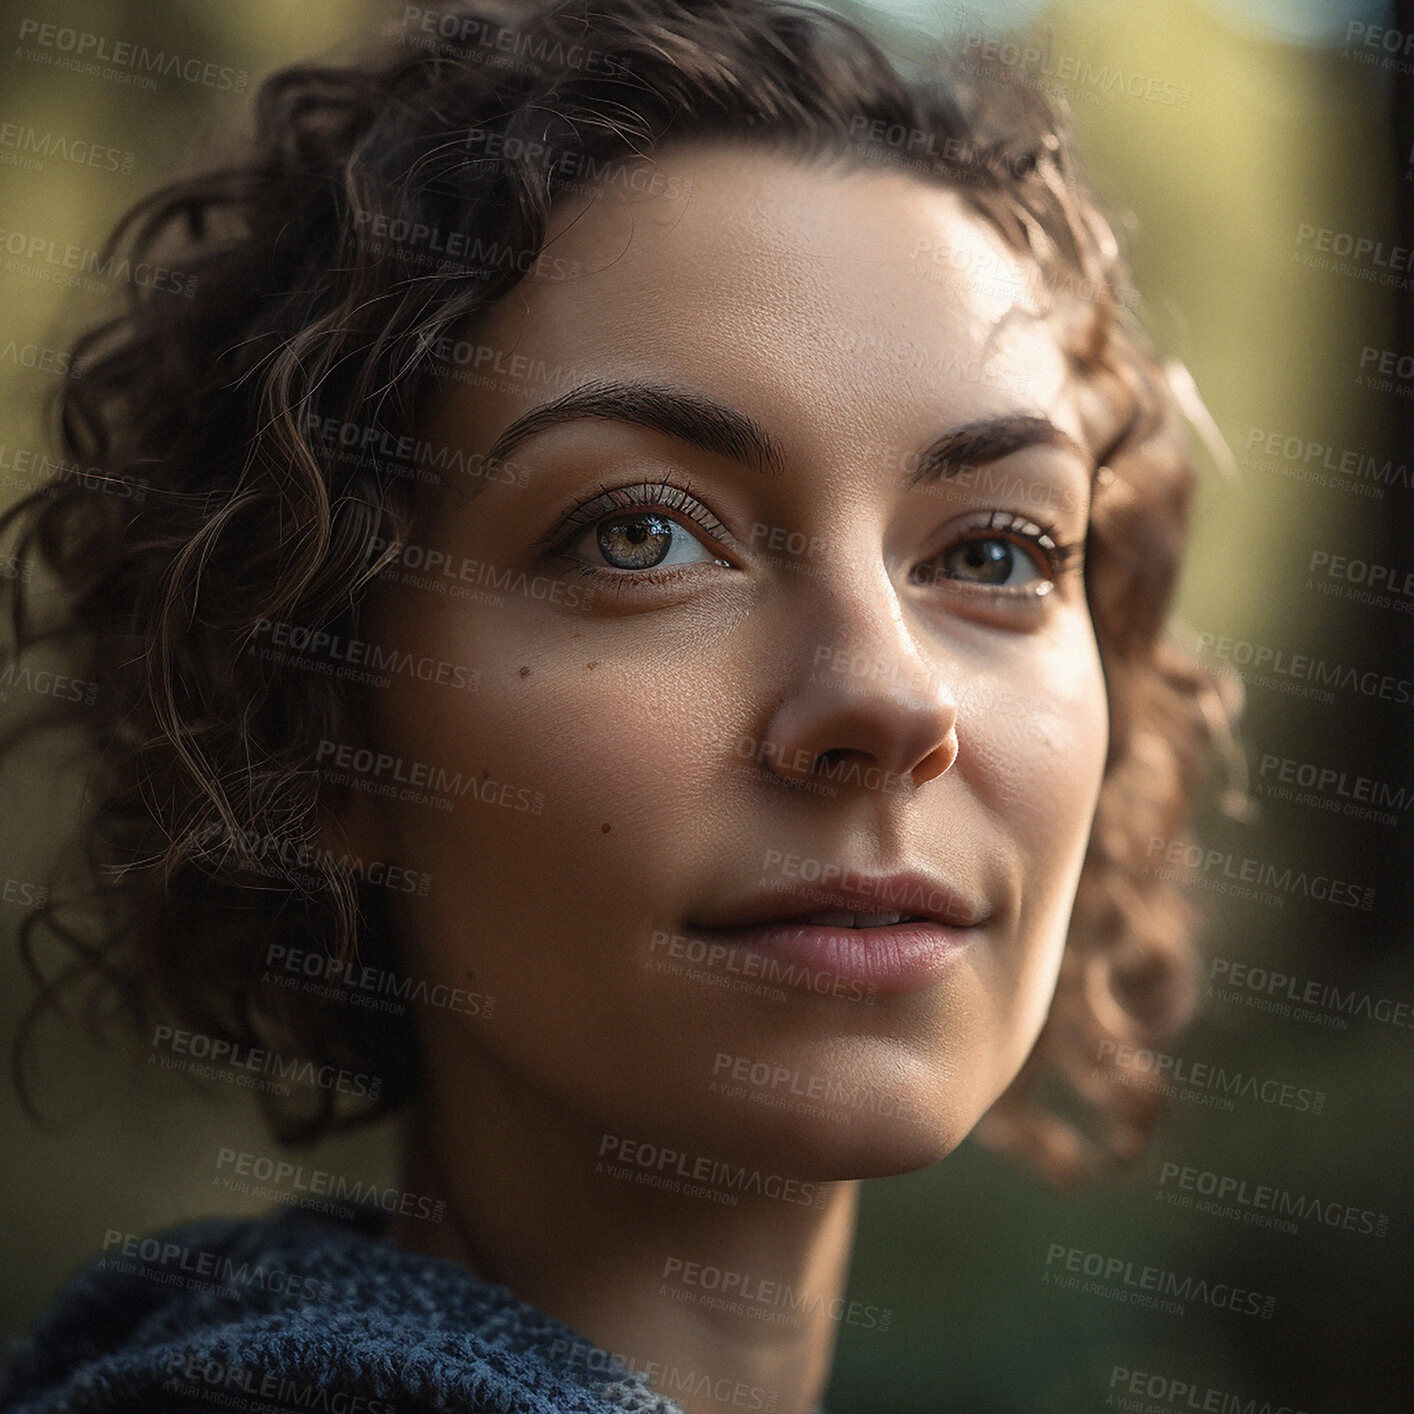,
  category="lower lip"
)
[687,919,981,994]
